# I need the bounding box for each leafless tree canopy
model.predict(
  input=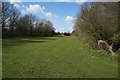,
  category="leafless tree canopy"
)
[73,2,119,55]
